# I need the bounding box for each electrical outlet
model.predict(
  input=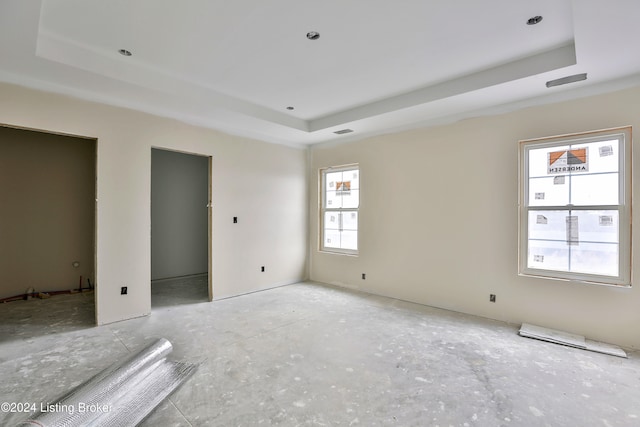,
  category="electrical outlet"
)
[490,294,496,303]
[121,286,128,295]
[233,217,238,223]
[362,273,366,280]
[261,266,265,272]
